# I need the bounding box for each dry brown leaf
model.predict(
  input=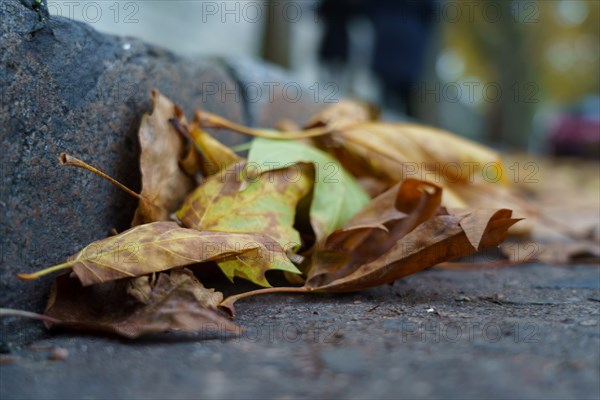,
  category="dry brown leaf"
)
[18,221,299,287]
[44,270,240,339]
[300,101,513,220]
[197,101,509,216]
[306,179,442,286]
[132,90,196,225]
[219,180,519,315]
[306,208,518,293]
